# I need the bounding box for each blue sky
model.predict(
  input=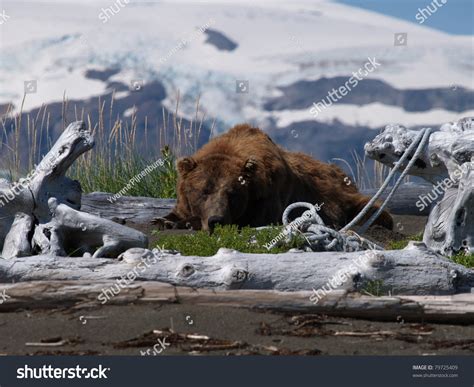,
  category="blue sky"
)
[337,0,473,35]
